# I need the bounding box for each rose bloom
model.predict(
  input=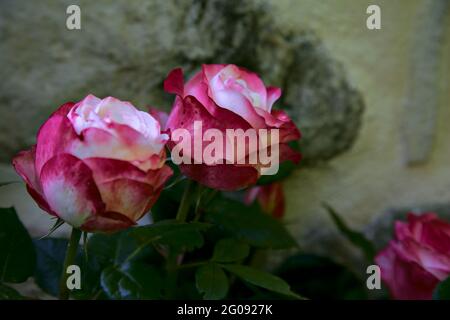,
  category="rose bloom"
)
[164,64,301,191]
[375,213,450,299]
[245,183,285,219]
[13,95,172,232]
